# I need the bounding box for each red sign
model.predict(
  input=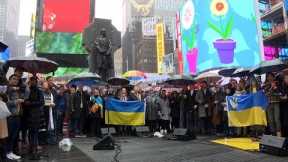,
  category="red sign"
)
[176,12,183,74]
[43,0,90,33]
